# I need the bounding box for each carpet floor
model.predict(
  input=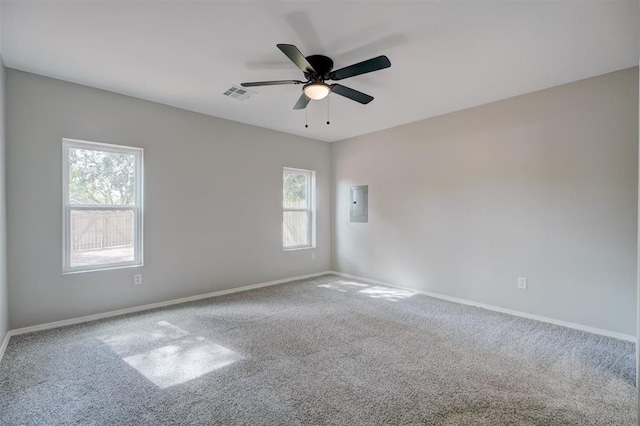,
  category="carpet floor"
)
[0,274,636,425]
